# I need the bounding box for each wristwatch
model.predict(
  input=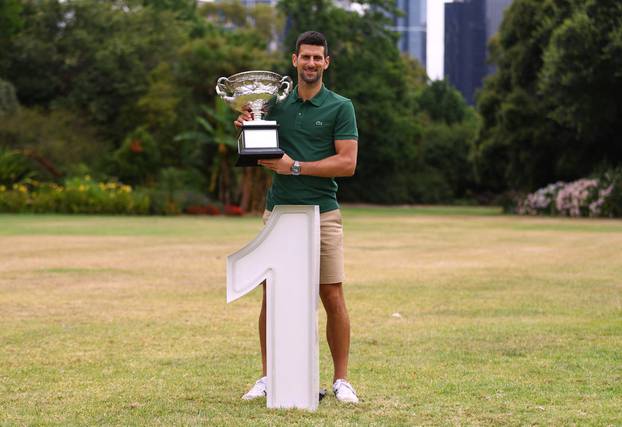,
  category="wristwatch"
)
[291,160,301,176]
